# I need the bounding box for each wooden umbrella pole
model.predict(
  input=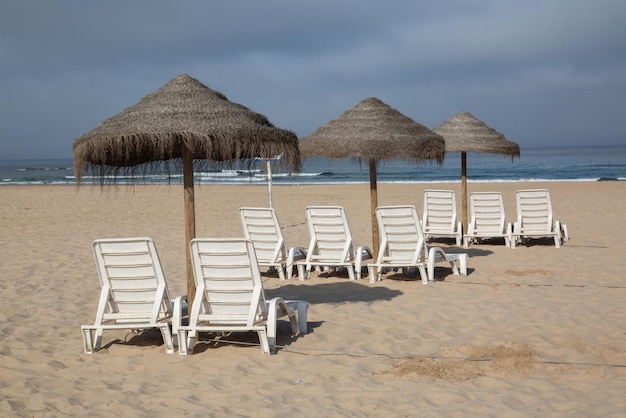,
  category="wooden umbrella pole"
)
[182,143,196,310]
[369,158,379,259]
[461,151,467,233]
